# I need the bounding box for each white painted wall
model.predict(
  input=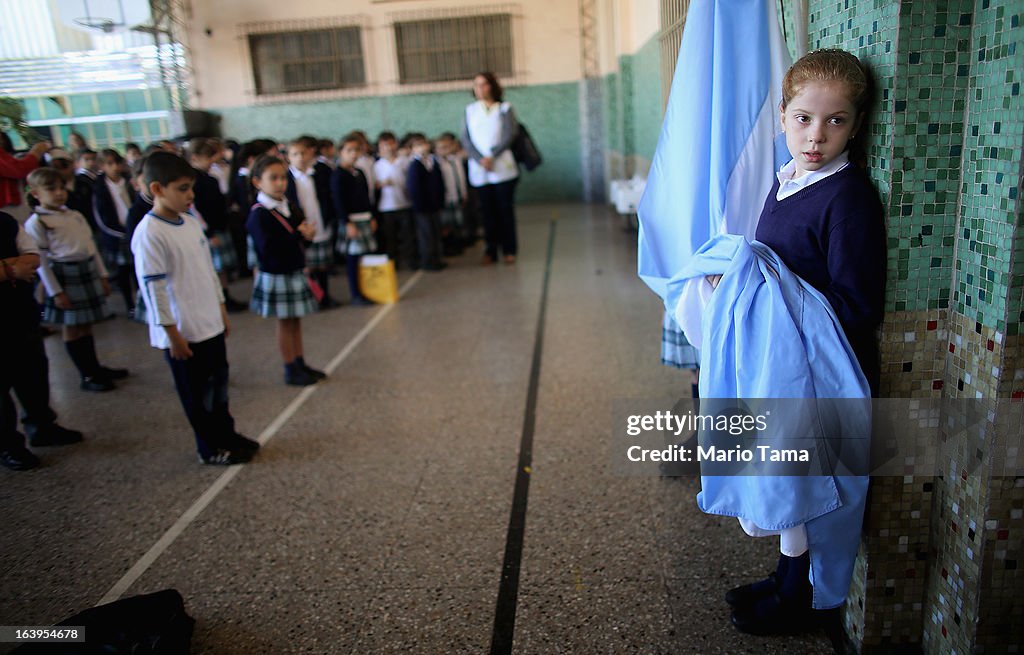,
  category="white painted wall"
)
[185,0,587,108]
[594,0,660,77]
